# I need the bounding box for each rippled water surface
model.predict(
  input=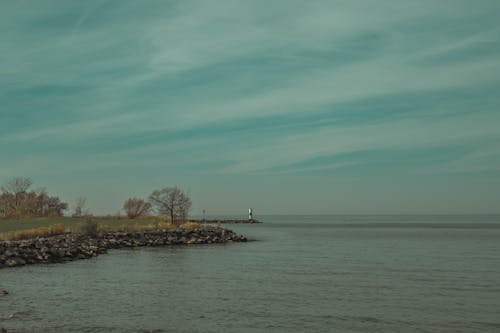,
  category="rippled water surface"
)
[1,215,500,332]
